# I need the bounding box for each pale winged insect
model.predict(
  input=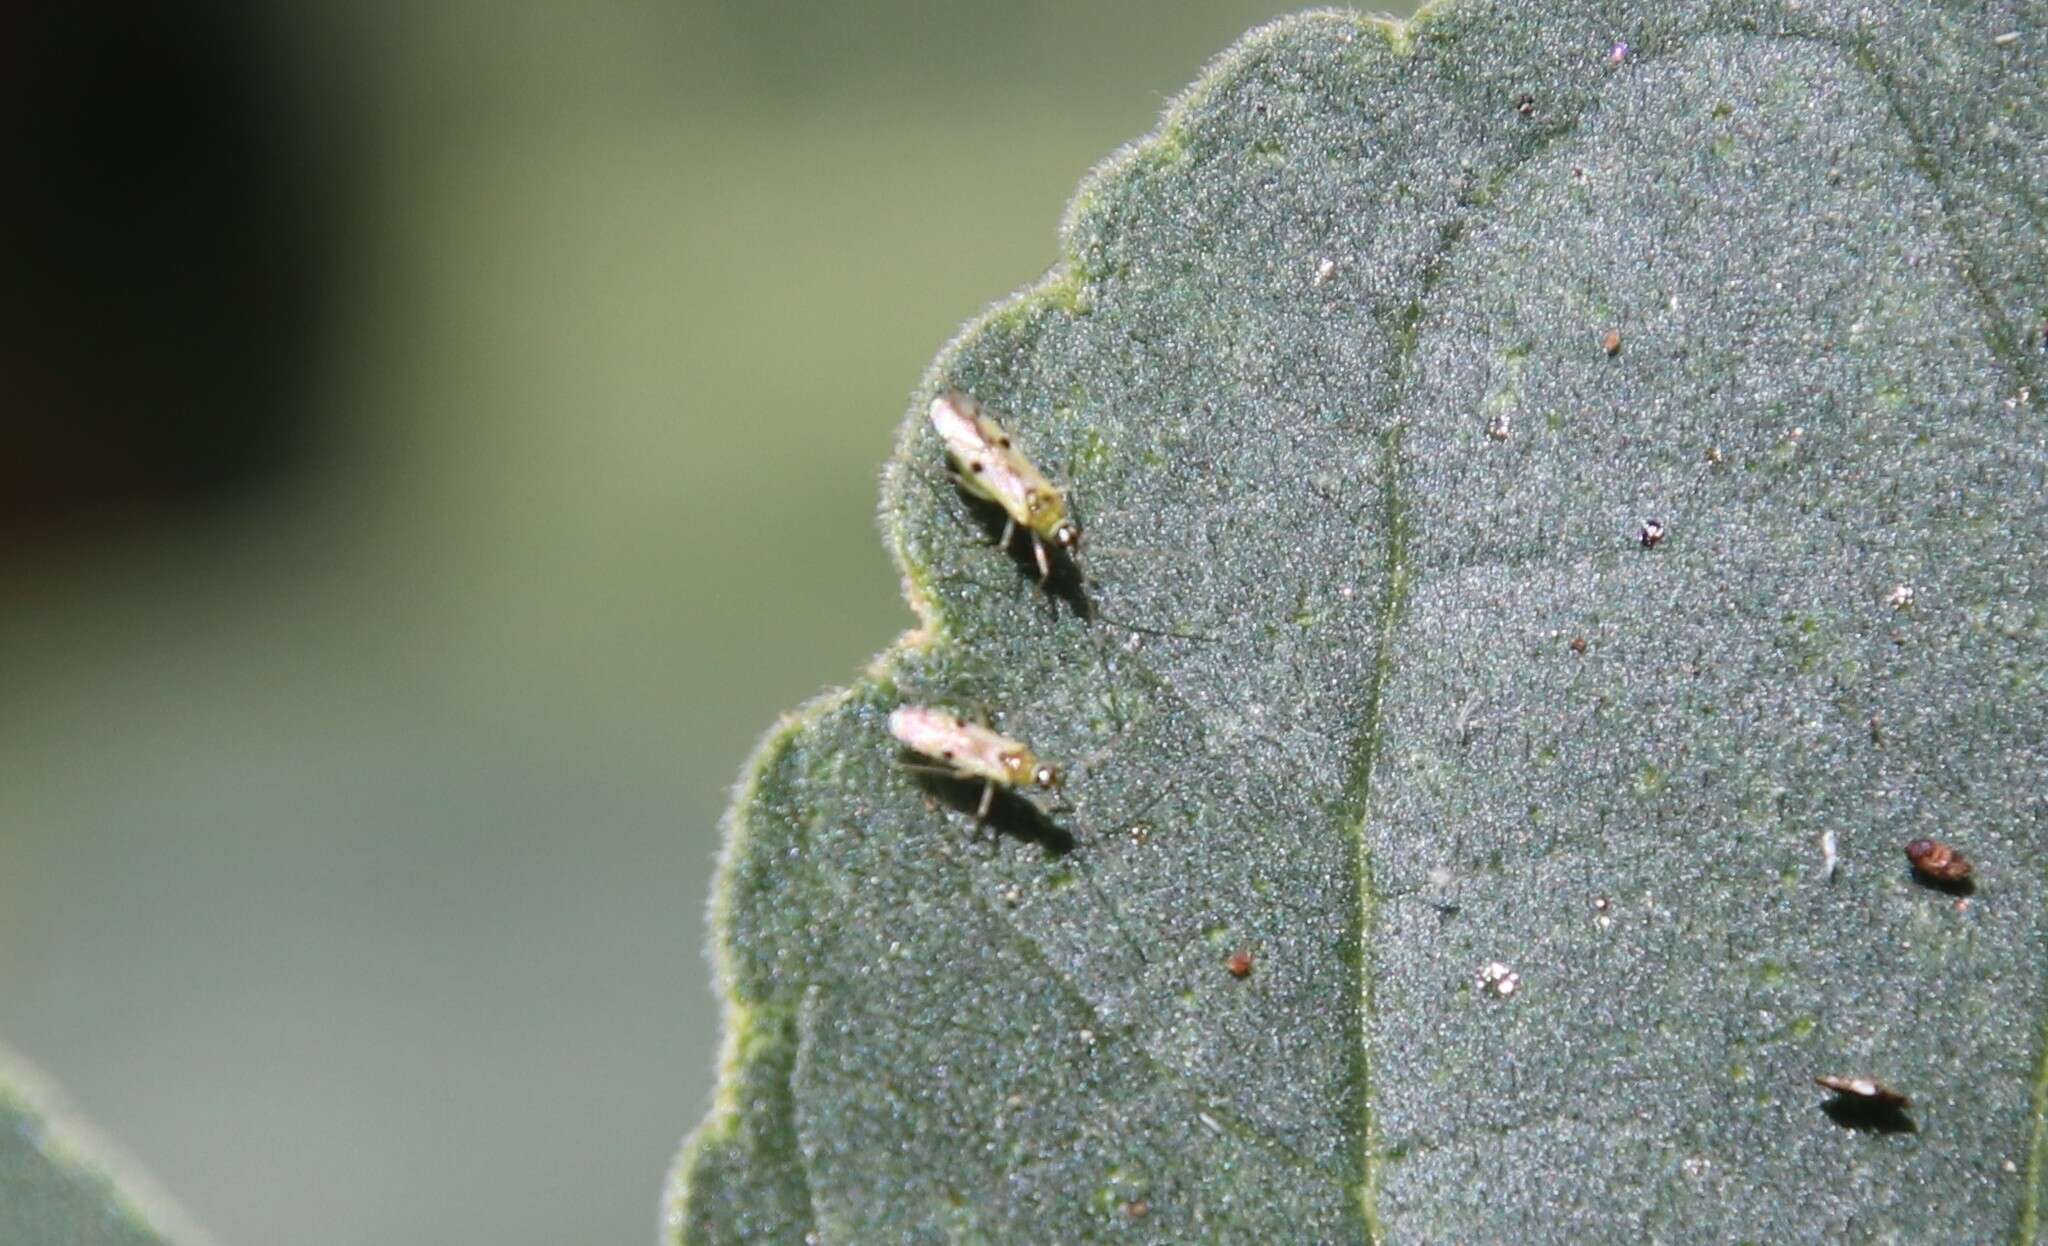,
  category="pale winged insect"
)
[929,389,1081,584]
[889,704,1060,820]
